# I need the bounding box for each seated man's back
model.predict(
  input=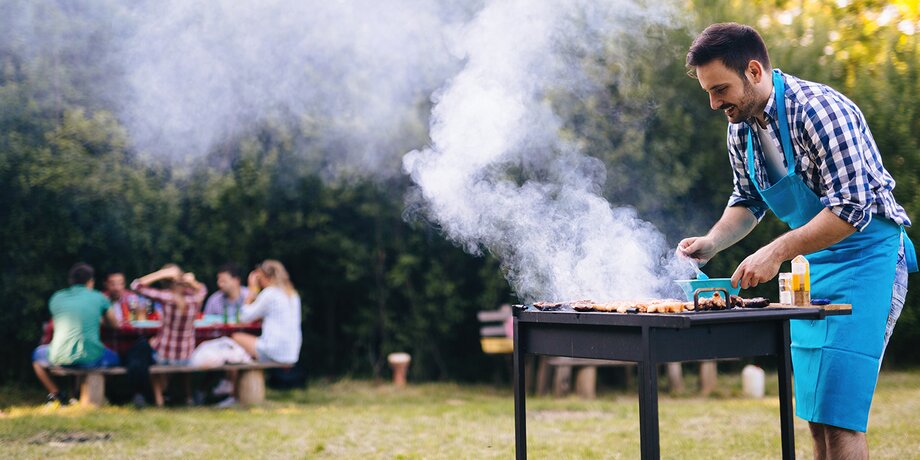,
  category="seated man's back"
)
[32,263,119,404]
[48,281,110,366]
